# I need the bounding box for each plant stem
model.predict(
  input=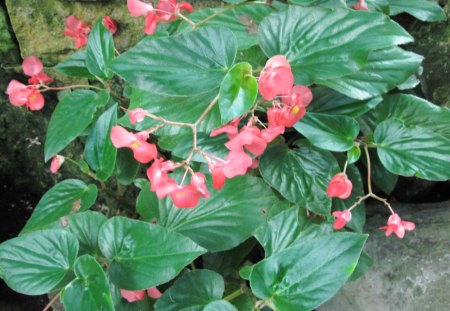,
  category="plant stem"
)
[364,146,373,194]
[42,291,61,311]
[224,288,244,301]
[41,84,103,92]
